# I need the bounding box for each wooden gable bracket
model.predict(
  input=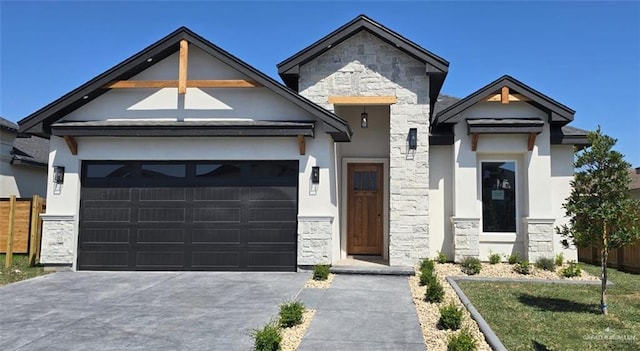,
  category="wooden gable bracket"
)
[178,40,188,94]
[297,135,306,155]
[104,39,263,90]
[484,93,531,103]
[471,133,479,151]
[63,136,78,155]
[527,132,537,151]
[501,86,510,104]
